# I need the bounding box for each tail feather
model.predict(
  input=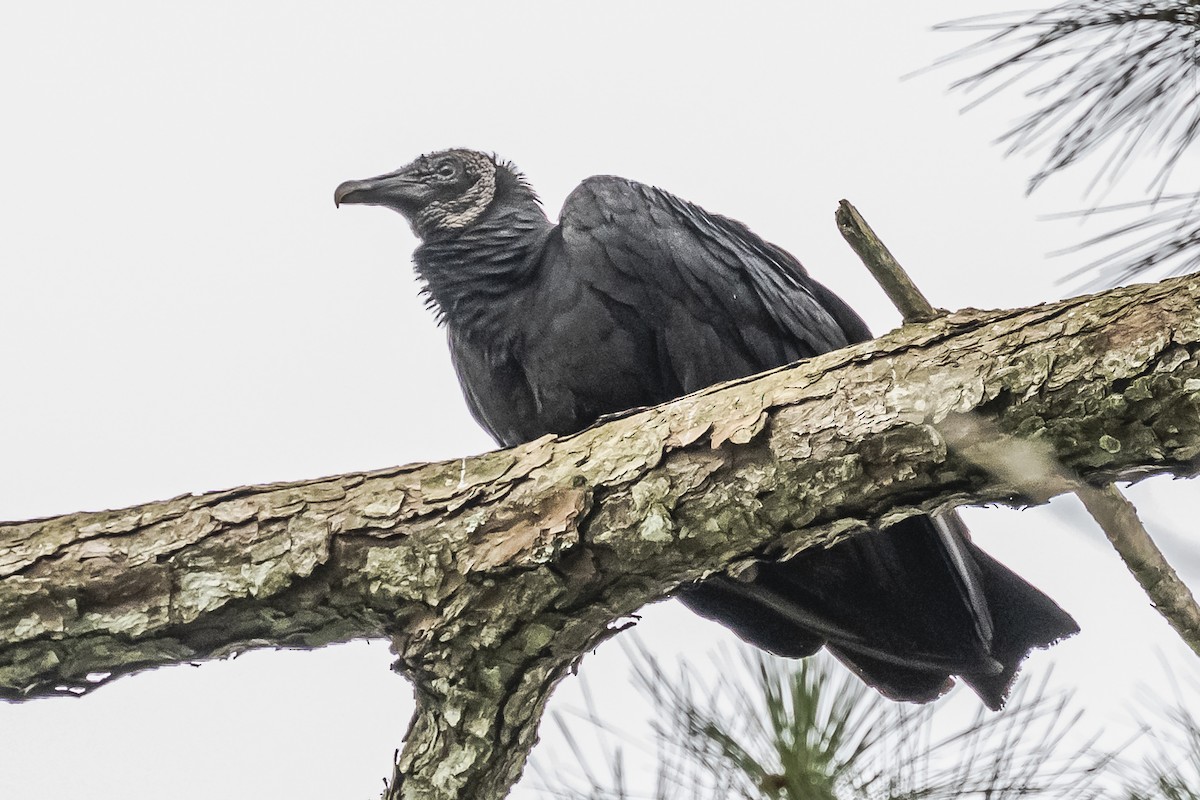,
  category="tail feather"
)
[826,646,956,704]
[676,579,825,659]
[675,514,1078,708]
[959,545,1080,707]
